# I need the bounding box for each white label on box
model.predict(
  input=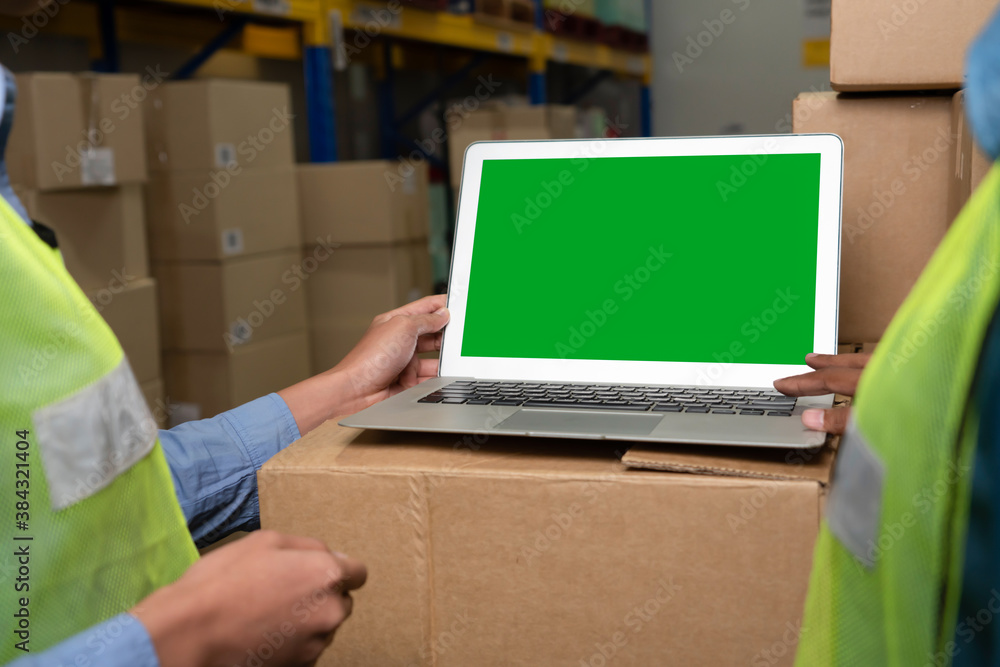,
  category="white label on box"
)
[403,171,417,195]
[626,57,645,76]
[215,143,238,168]
[221,228,245,256]
[81,148,115,186]
[552,43,569,63]
[497,32,514,52]
[252,0,289,15]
